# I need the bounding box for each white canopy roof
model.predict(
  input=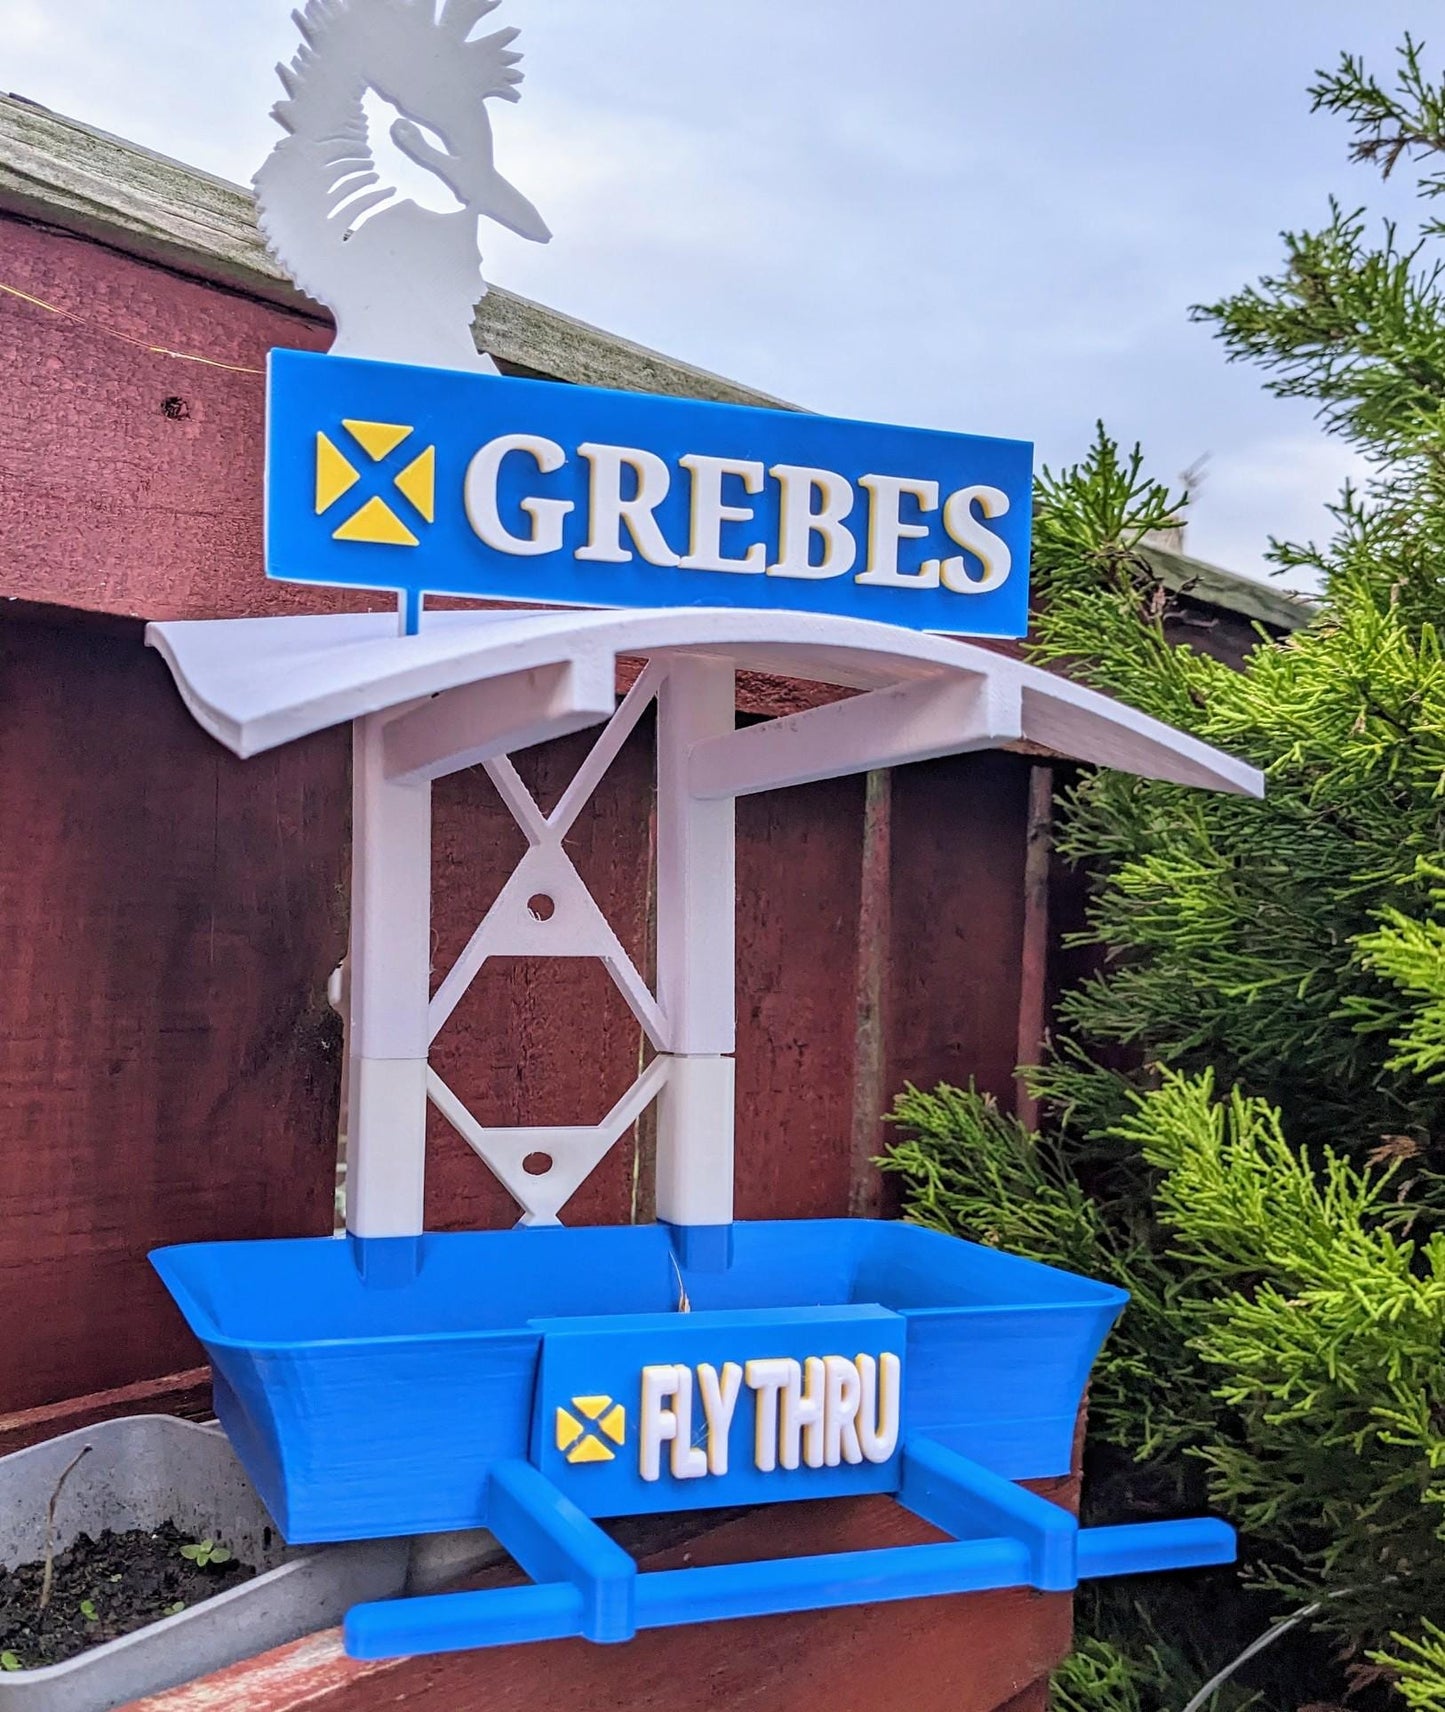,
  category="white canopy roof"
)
[146,607,1263,798]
